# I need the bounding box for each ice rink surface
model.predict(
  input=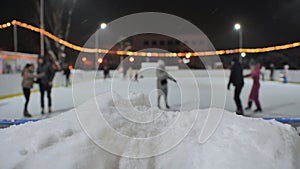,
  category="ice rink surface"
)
[1,70,300,169]
[0,70,300,119]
